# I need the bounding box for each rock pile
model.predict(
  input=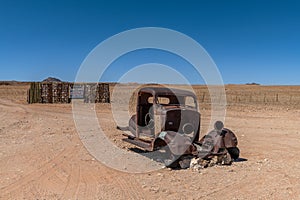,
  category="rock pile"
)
[176,153,233,170]
[189,153,232,172]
